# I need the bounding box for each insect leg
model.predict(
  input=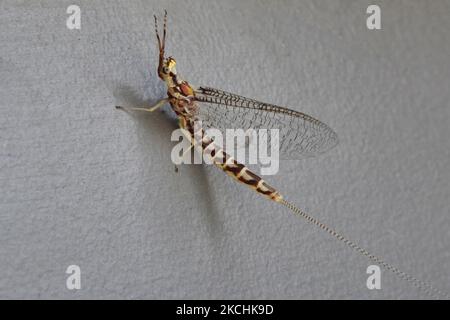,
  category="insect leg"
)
[115,98,168,112]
